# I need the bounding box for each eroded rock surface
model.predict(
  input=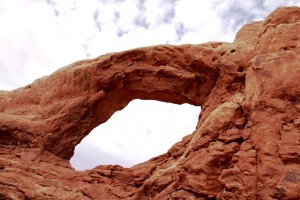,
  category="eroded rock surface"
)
[0,7,300,200]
